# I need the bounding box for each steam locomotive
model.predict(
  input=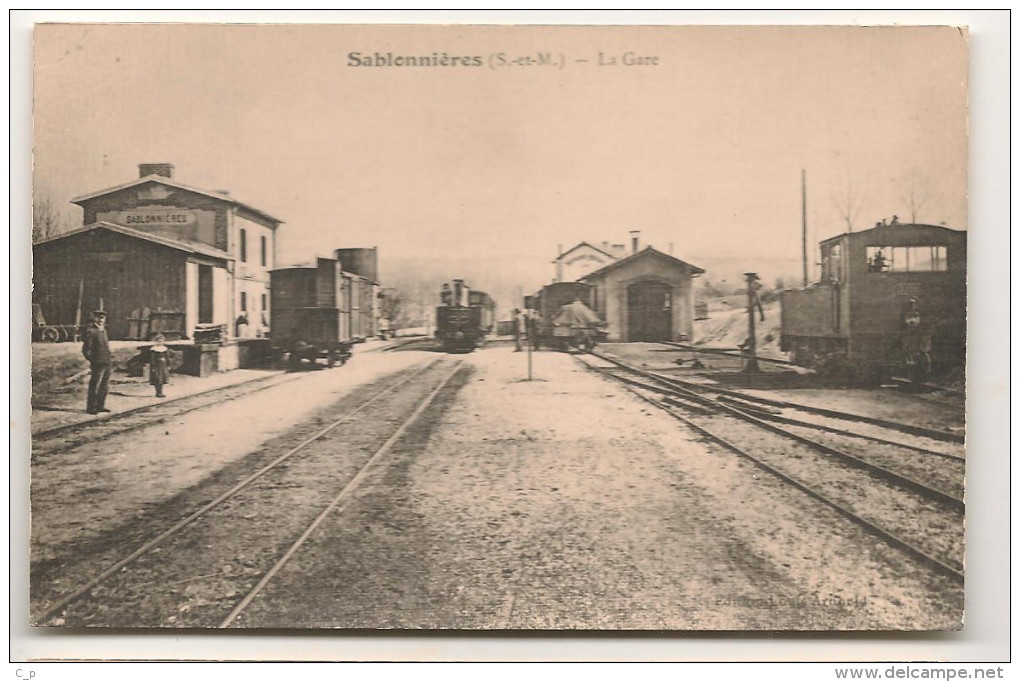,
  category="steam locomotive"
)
[780,222,966,379]
[435,279,495,352]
